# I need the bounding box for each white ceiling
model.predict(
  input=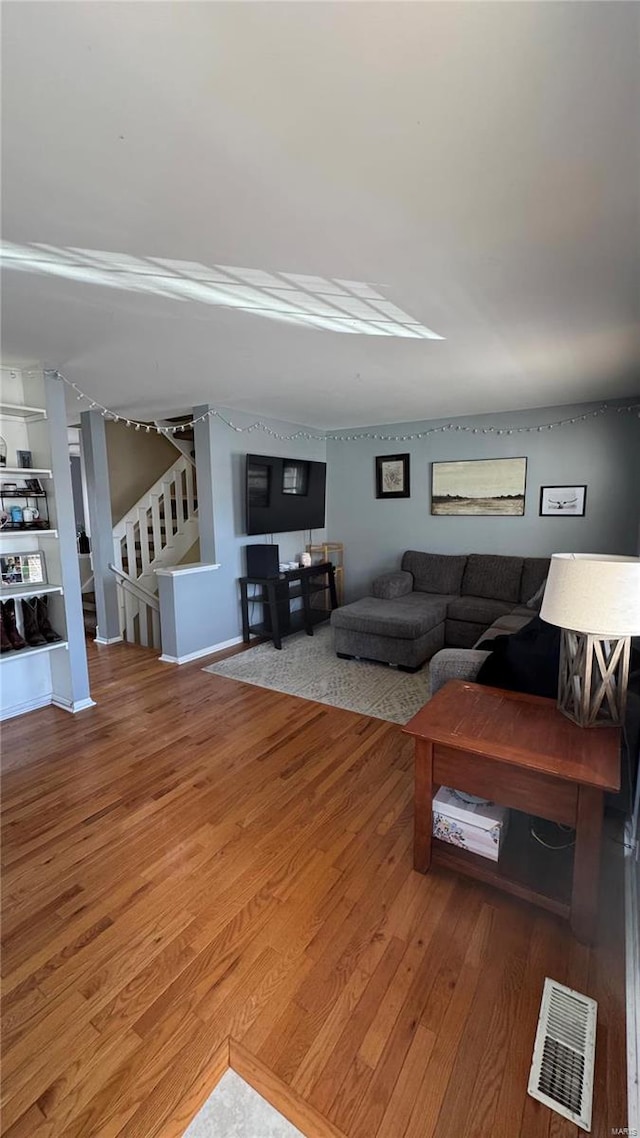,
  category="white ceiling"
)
[2,1,639,428]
